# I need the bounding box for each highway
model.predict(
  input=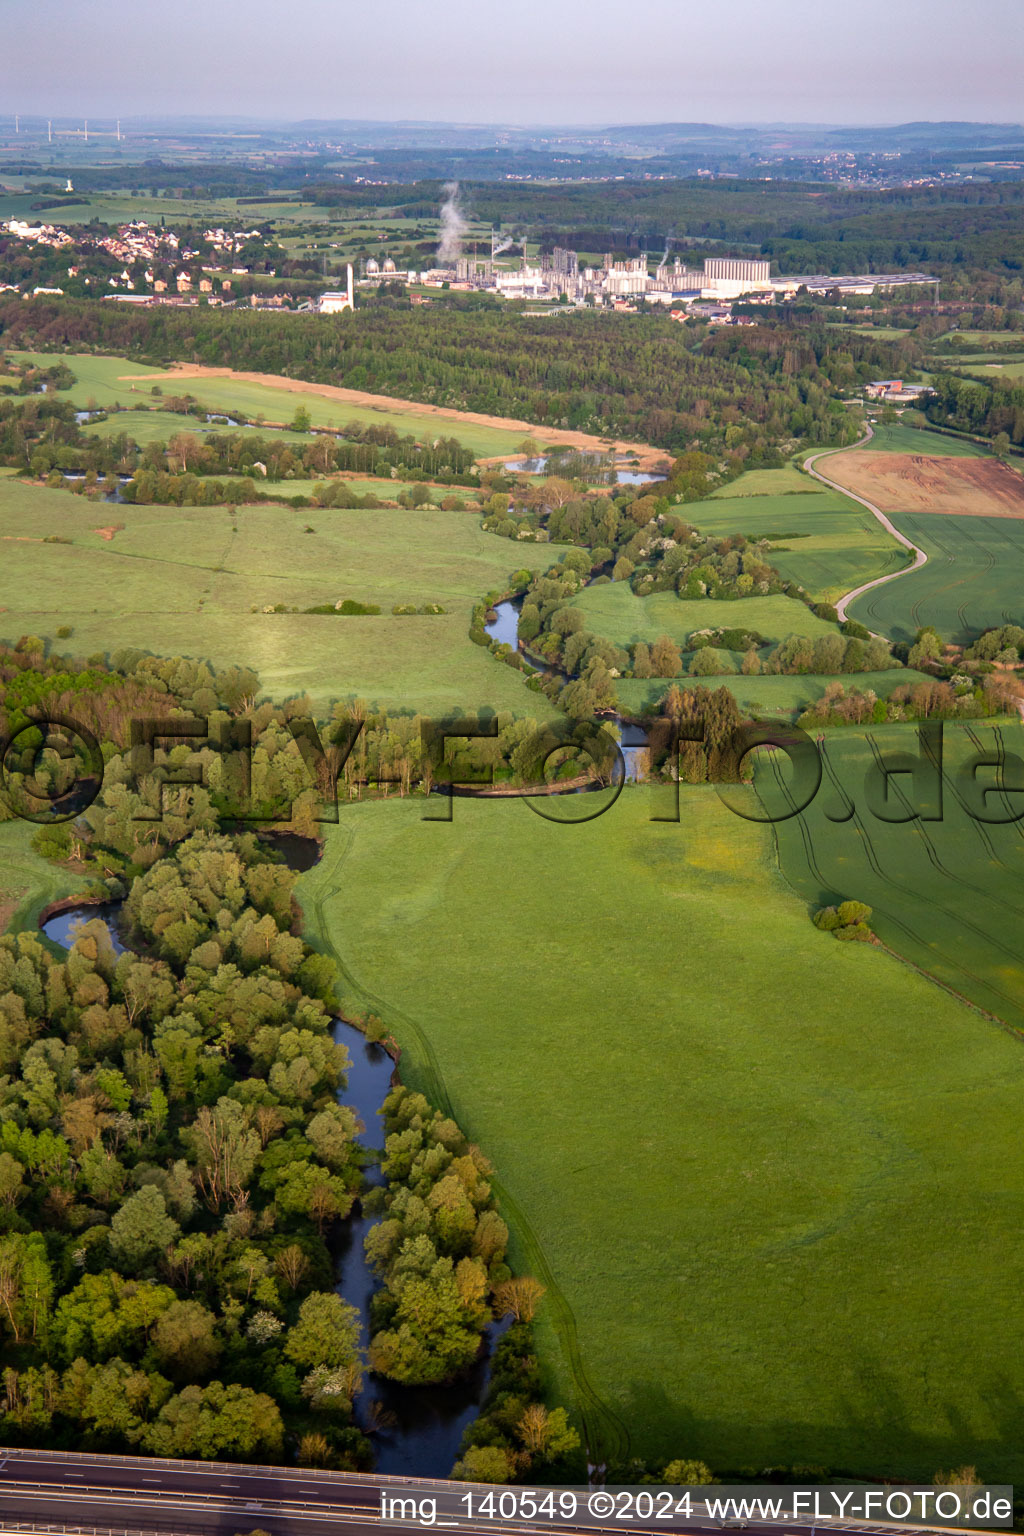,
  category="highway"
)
[0,1448,967,1536]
